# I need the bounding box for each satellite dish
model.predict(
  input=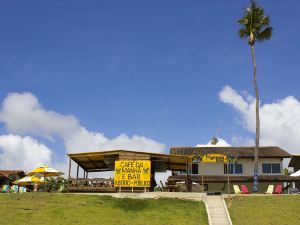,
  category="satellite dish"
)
[210,137,219,145]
